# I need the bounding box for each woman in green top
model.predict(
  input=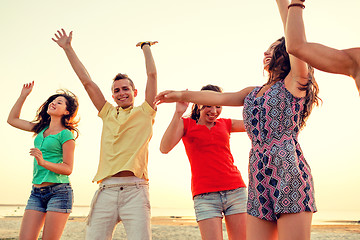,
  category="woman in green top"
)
[7,81,79,240]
